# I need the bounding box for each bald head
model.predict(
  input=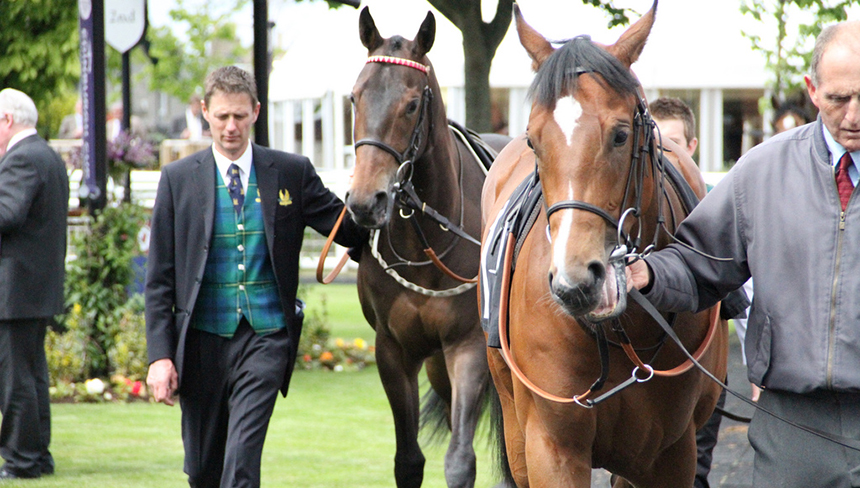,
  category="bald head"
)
[810,21,860,86]
[805,20,860,152]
